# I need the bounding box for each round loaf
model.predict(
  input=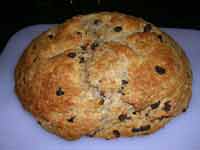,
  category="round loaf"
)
[15,12,192,140]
